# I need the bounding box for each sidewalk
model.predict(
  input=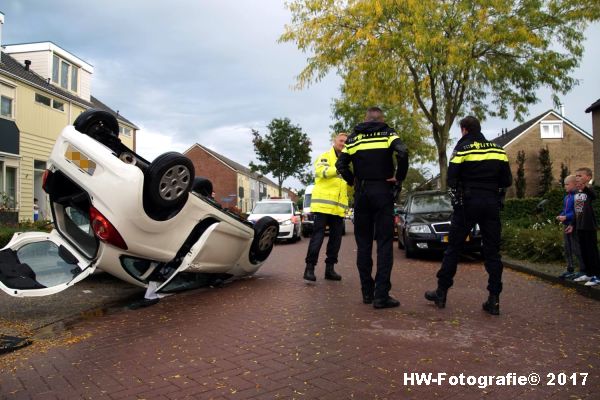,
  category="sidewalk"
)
[502,255,600,301]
